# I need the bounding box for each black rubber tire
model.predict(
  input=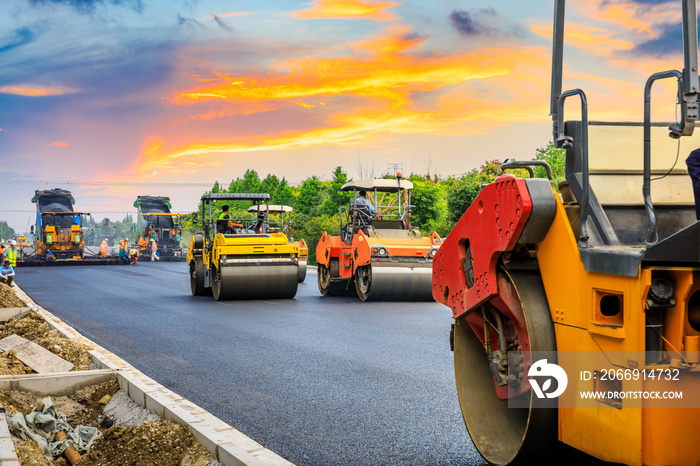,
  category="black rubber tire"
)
[355,265,371,301]
[190,257,208,296]
[212,265,223,301]
[453,269,557,465]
